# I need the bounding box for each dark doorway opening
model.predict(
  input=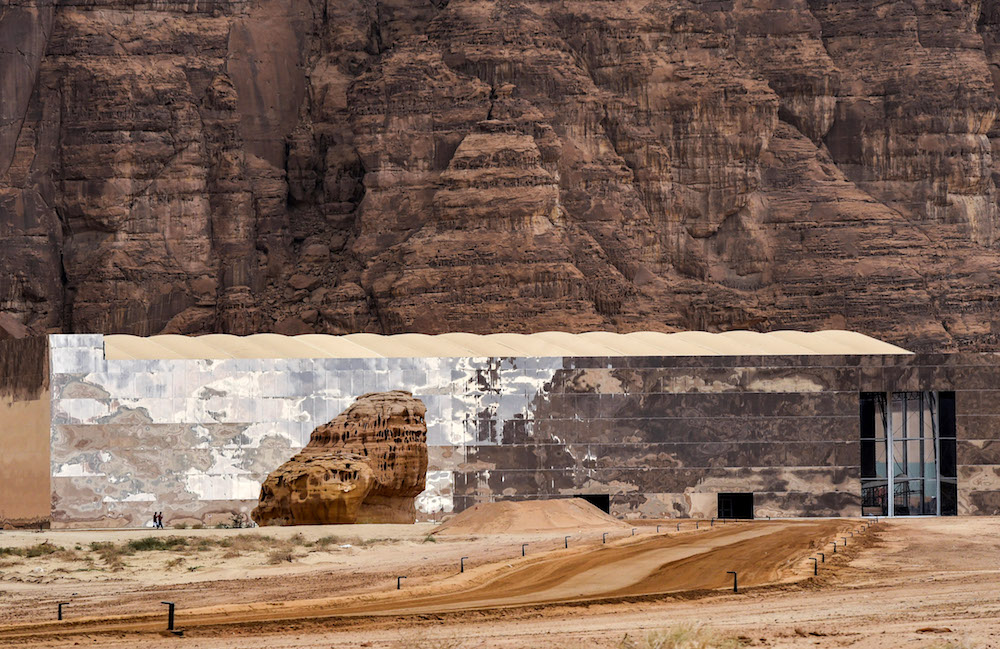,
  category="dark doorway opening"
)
[579,494,611,513]
[718,493,754,519]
